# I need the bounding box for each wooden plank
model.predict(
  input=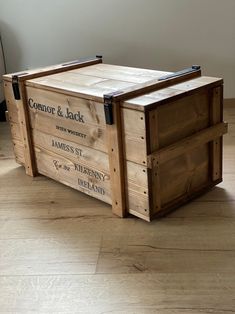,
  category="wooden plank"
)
[5,63,223,113]
[127,187,149,218]
[36,72,136,92]
[3,79,33,168]
[27,86,149,164]
[106,67,201,103]
[29,106,107,152]
[34,144,146,212]
[26,86,107,152]
[3,59,104,166]
[17,81,37,176]
[106,101,126,217]
[154,178,222,220]
[26,86,107,126]
[12,138,25,165]
[3,80,20,123]
[9,121,21,140]
[32,128,146,213]
[121,107,150,219]
[122,77,223,111]
[70,63,170,83]
[148,110,161,216]
[121,108,147,165]
[125,161,148,195]
[148,122,228,168]
[3,57,102,82]
[24,66,222,113]
[34,147,112,205]
[125,161,149,220]
[26,74,114,102]
[210,86,223,181]
[32,129,109,173]
[32,129,112,204]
